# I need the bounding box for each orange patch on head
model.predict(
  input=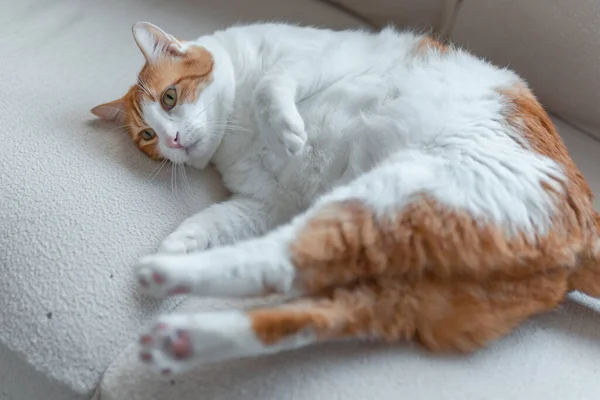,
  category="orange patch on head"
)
[137,45,214,105]
[96,45,214,160]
